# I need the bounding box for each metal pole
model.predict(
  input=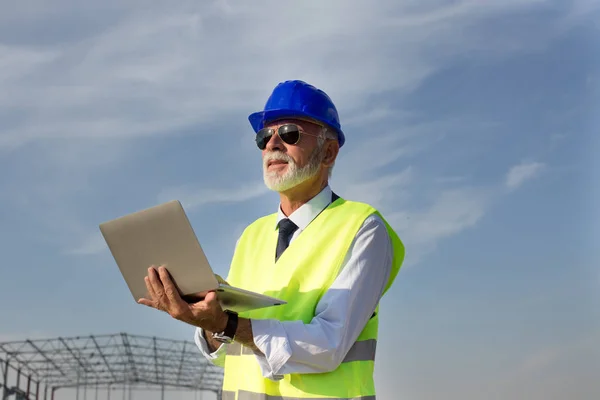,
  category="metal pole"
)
[2,359,9,400]
[161,385,164,400]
